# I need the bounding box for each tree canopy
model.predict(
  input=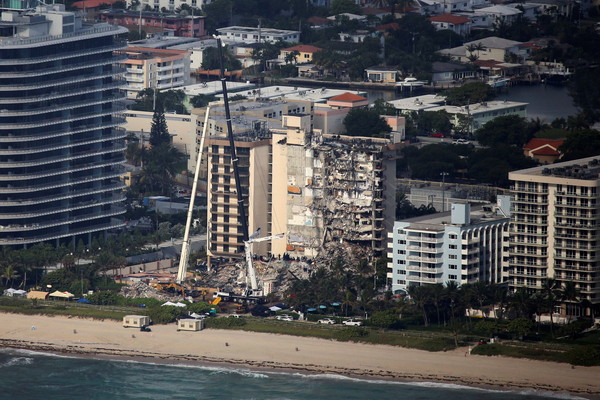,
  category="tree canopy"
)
[444,82,496,106]
[343,108,392,137]
[475,115,535,147]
